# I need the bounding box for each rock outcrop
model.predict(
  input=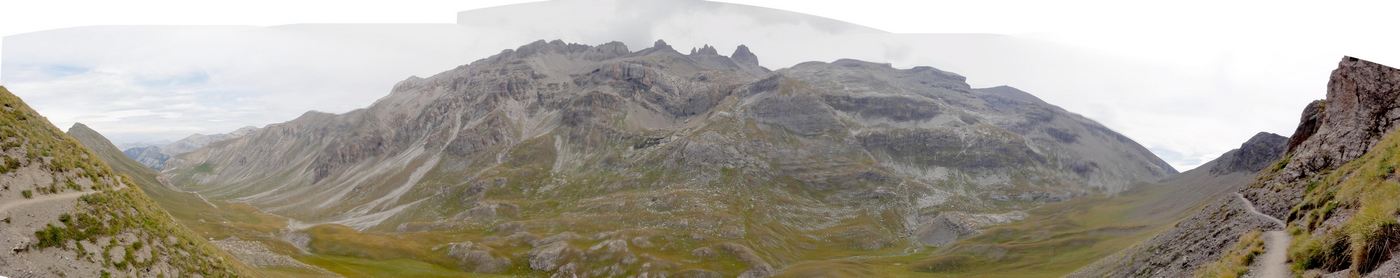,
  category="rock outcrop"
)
[1210,132,1289,175]
[1276,56,1400,184]
[1077,57,1400,277]
[1243,57,1400,220]
[731,45,759,66]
